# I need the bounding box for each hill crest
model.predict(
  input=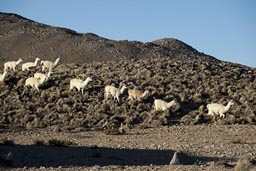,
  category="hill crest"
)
[0,12,218,65]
